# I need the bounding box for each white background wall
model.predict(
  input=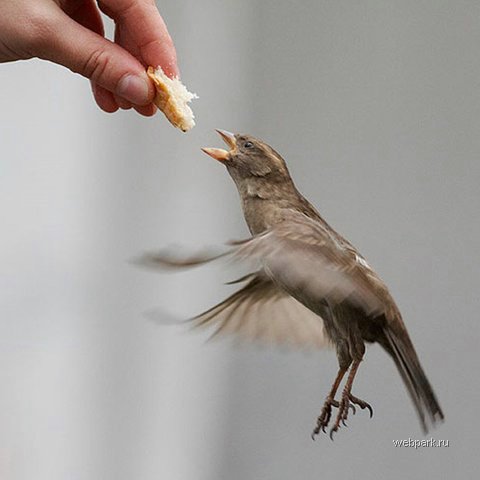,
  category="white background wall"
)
[1,1,479,479]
